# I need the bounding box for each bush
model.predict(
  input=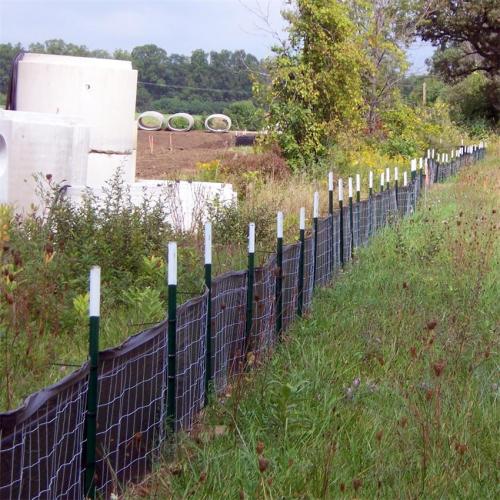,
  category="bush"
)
[223,101,265,131]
